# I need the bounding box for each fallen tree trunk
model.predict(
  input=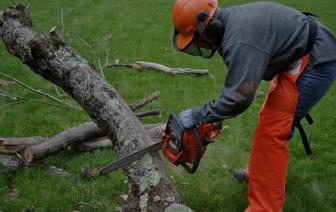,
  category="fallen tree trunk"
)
[0,136,45,153]
[0,91,161,155]
[0,123,165,155]
[24,122,165,159]
[23,122,102,163]
[72,123,165,152]
[71,137,111,152]
[0,5,189,211]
